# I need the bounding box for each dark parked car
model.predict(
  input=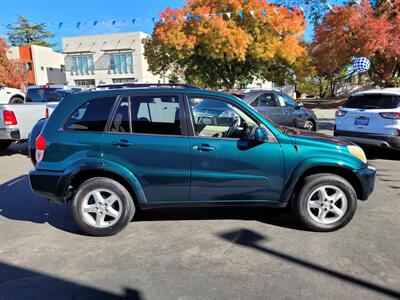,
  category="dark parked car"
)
[29,84,375,236]
[236,90,318,131]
